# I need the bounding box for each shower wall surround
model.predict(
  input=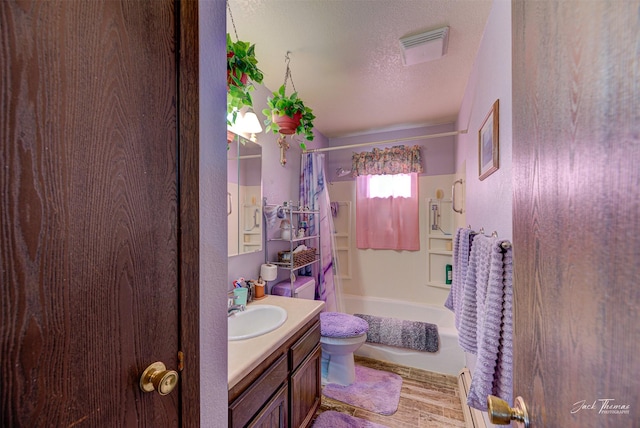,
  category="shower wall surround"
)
[328,174,456,306]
